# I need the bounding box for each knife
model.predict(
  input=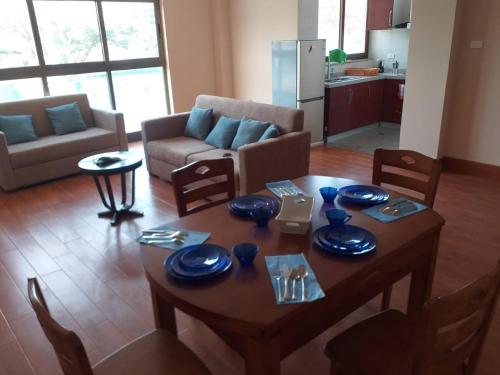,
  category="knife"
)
[283,264,291,301]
